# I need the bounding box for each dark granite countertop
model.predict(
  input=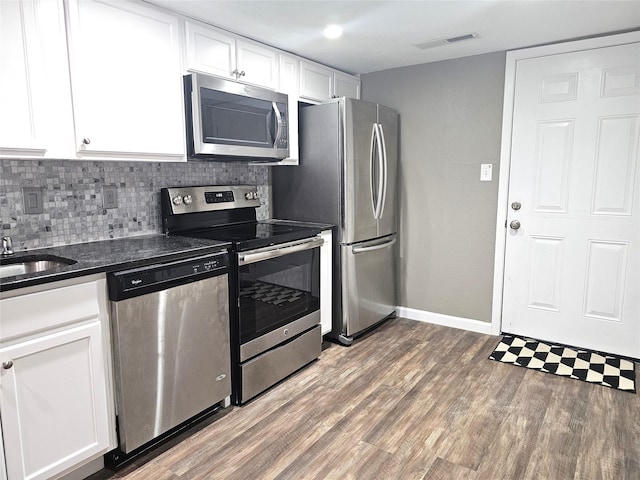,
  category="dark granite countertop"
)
[0,234,230,292]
